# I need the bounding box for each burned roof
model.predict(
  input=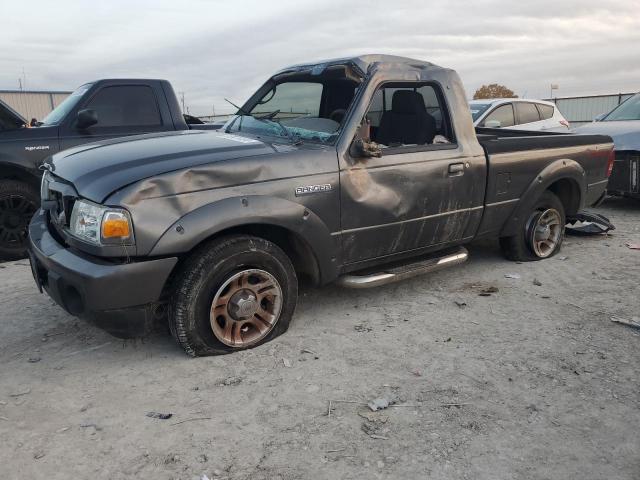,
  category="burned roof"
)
[275,54,441,77]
